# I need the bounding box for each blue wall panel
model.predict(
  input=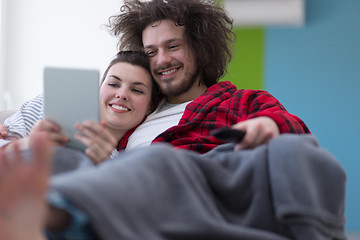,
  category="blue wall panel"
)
[265,0,360,231]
